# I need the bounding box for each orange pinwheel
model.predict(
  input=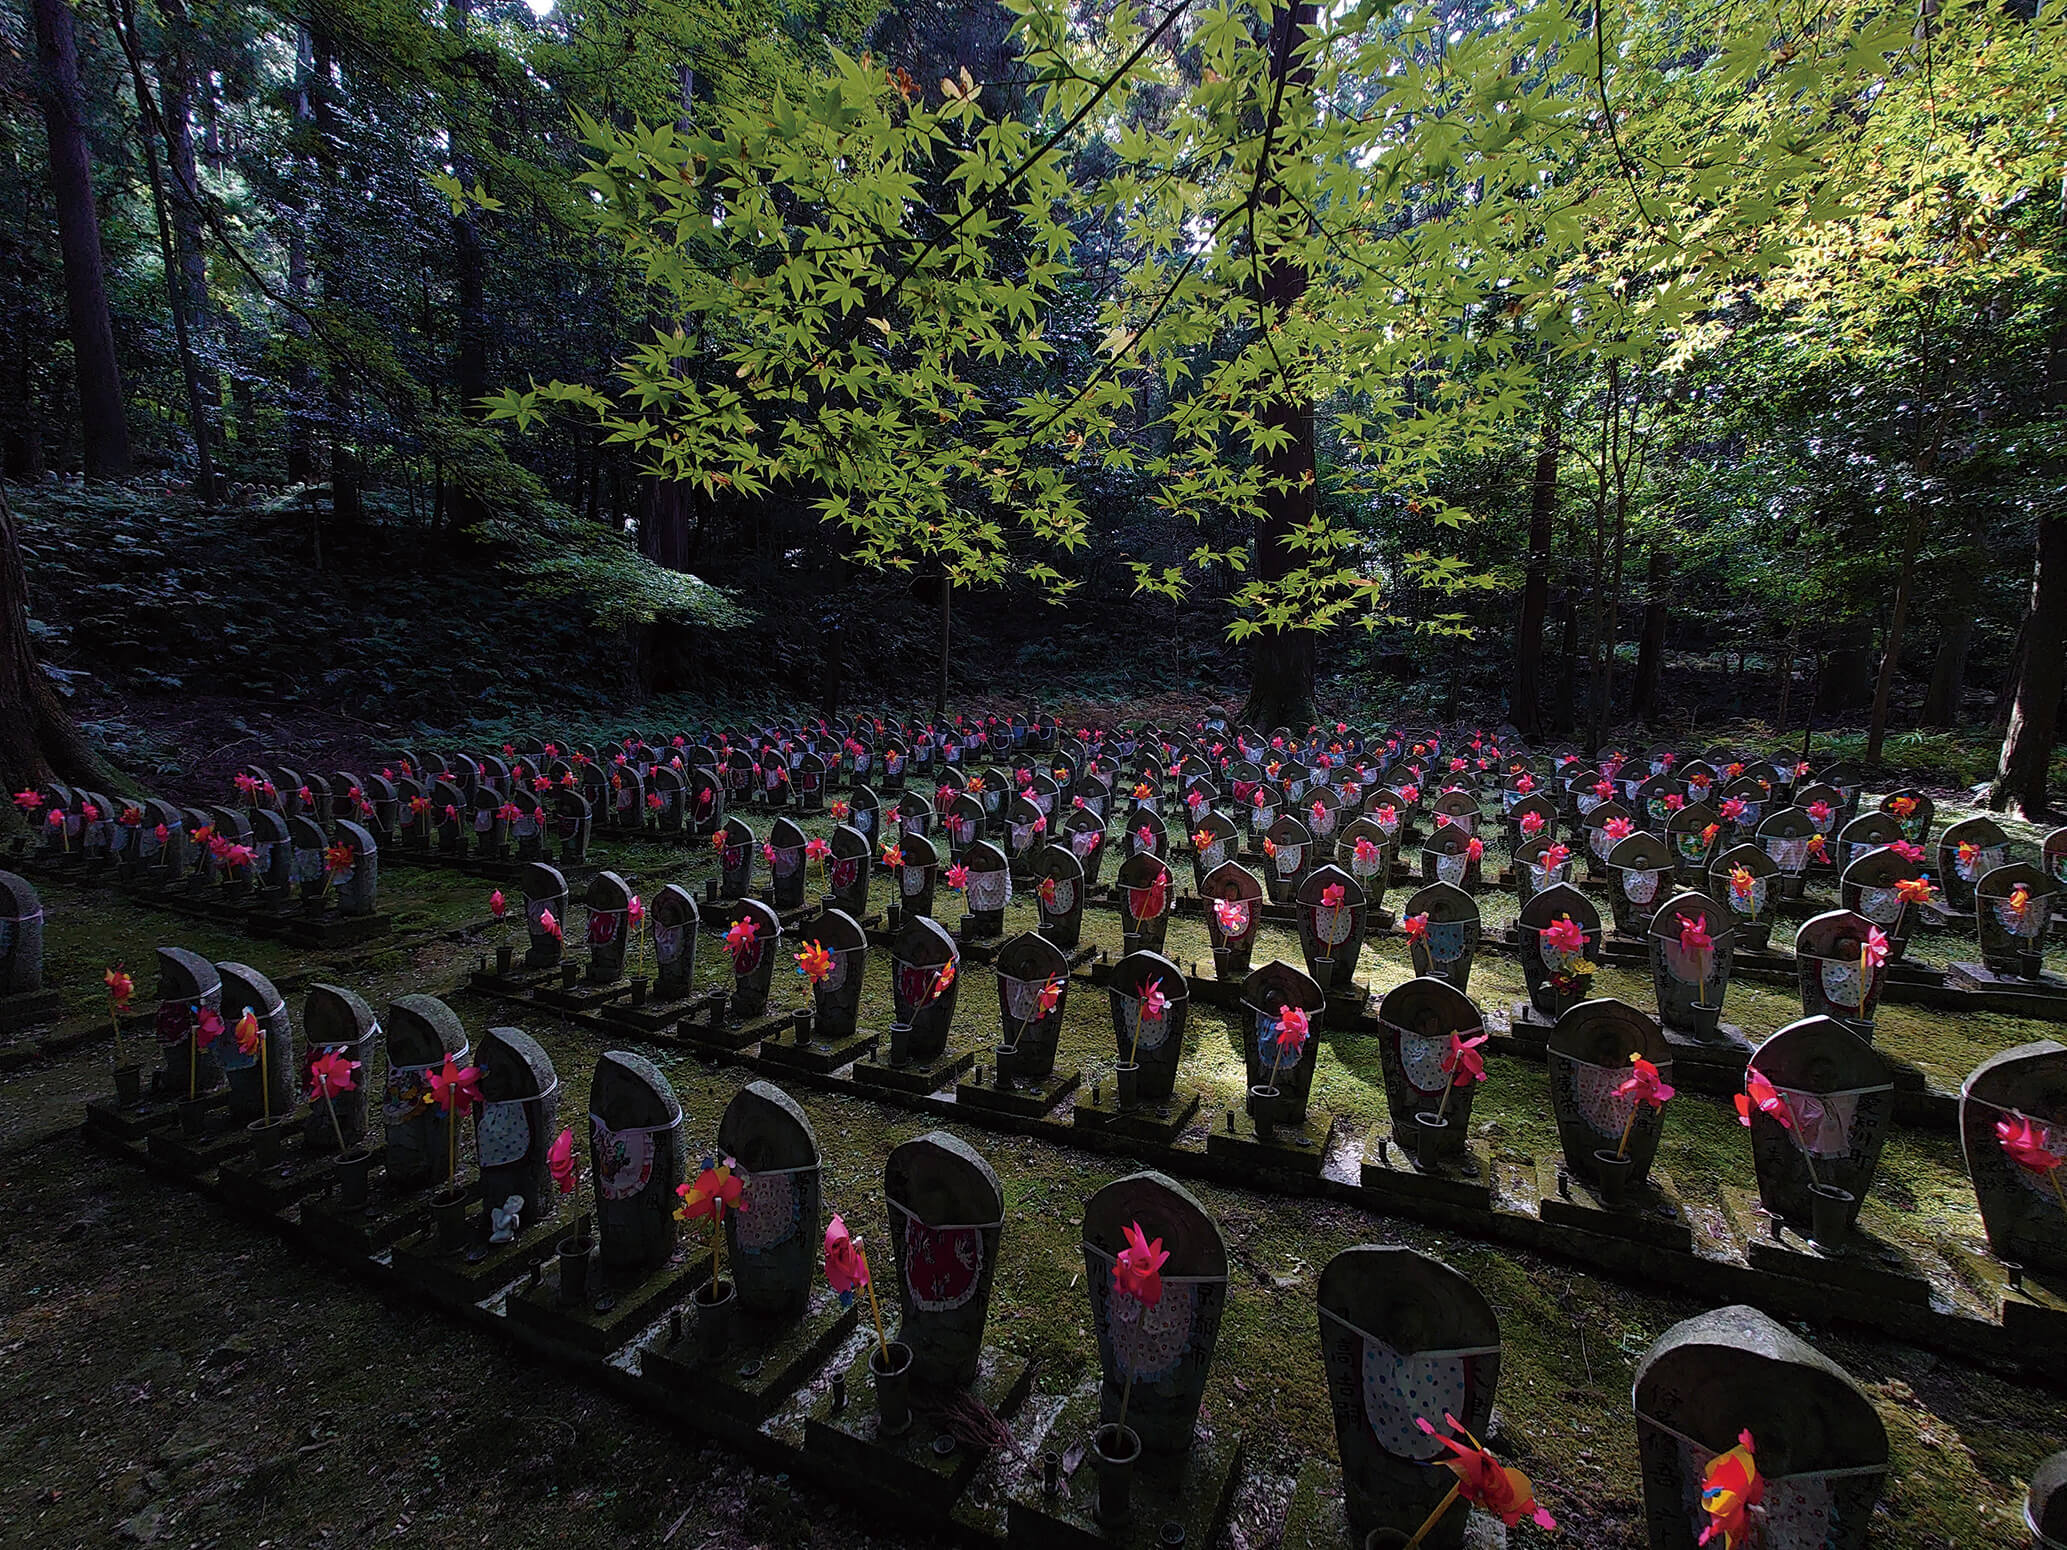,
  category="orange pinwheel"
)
[1894,875,1935,905]
[795,939,835,984]
[1698,1430,1763,1548]
[233,1008,263,1058]
[104,965,134,1012]
[1414,1414,1557,1531]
